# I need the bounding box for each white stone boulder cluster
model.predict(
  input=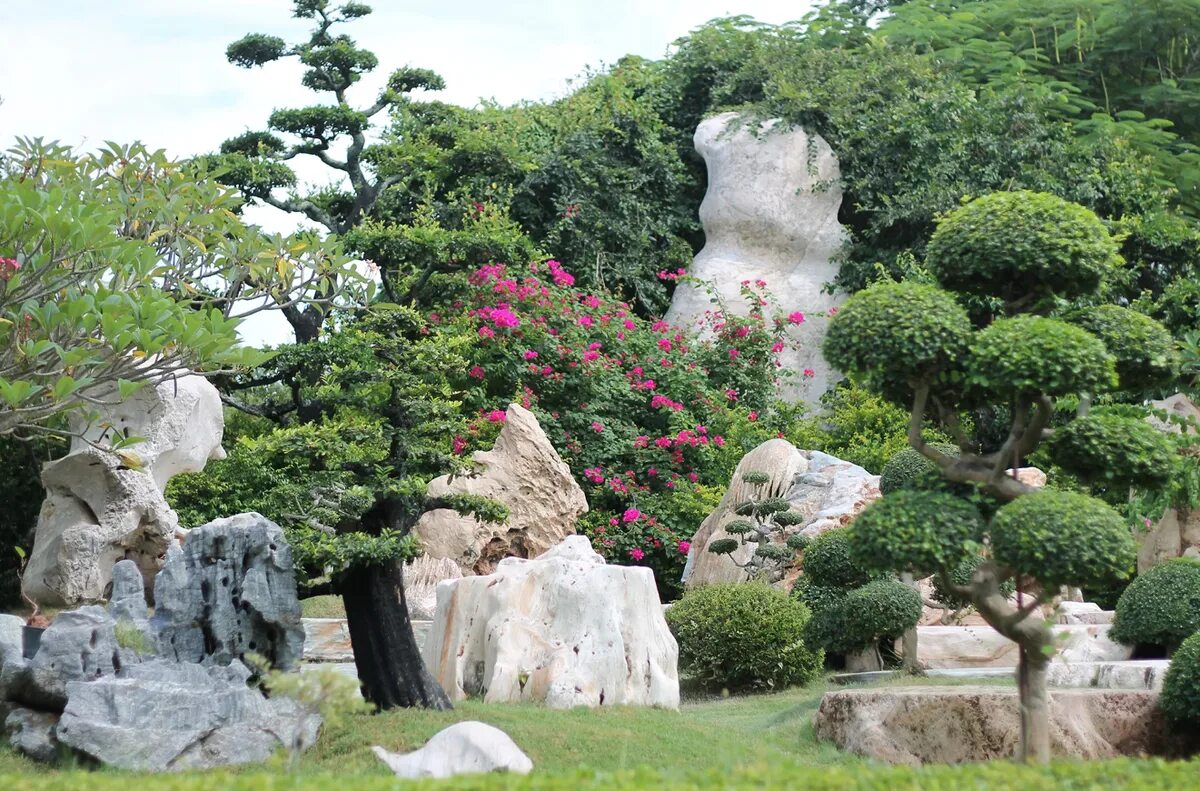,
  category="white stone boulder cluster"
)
[424,536,679,709]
